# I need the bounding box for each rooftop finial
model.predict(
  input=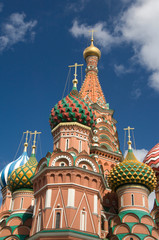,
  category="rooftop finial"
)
[23,130,30,152]
[30,130,41,155]
[124,126,134,150]
[89,29,96,44]
[68,63,83,89]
